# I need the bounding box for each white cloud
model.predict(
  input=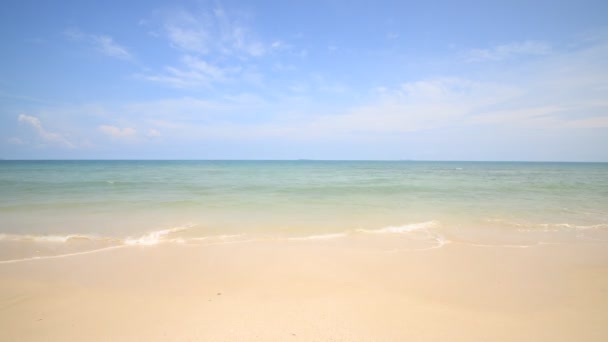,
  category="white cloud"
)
[65,28,132,60]
[565,116,608,128]
[125,95,267,124]
[92,35,132,59]
[147,129,161,137]
[271,41,284,49]
[64,27,85,40]
[466,41,551,62]
[141,55,235,88]
[164,10,209,54]
[98,125,137,138]
[213,7,265,57]
[142,6,302,90]
[161,7,266,57]
[182,55,228,80]
[142,6,279,89]
[138,60,605,142]
[18,114,75,148]
[167,26,207,52]
[12,30,606,160]
[291,78,512,136]
[130,78,511,141]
